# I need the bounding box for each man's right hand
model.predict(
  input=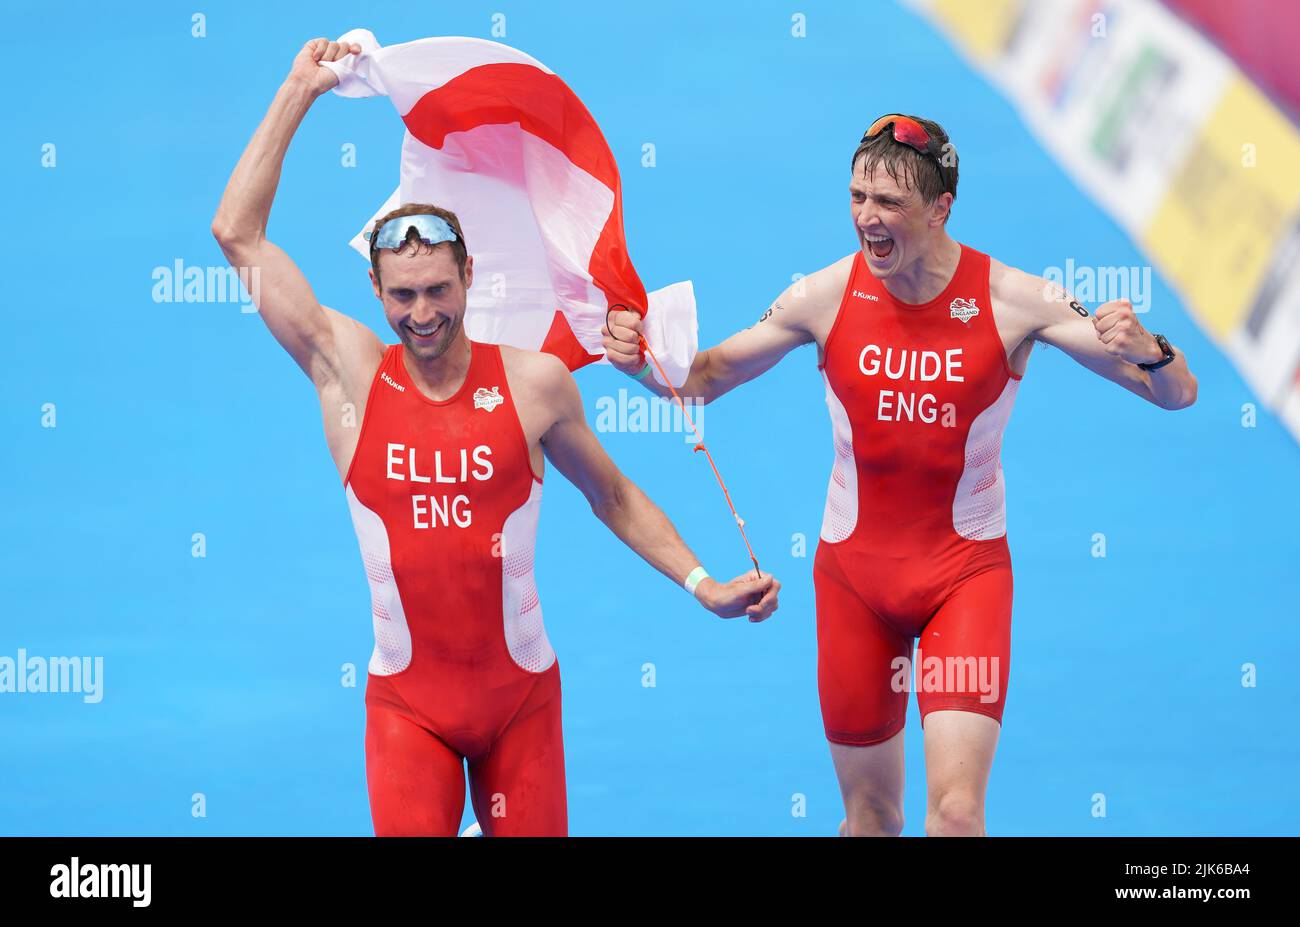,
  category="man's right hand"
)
[602,308,647,376]
[288,38,362,97]
[696,571,781,623]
